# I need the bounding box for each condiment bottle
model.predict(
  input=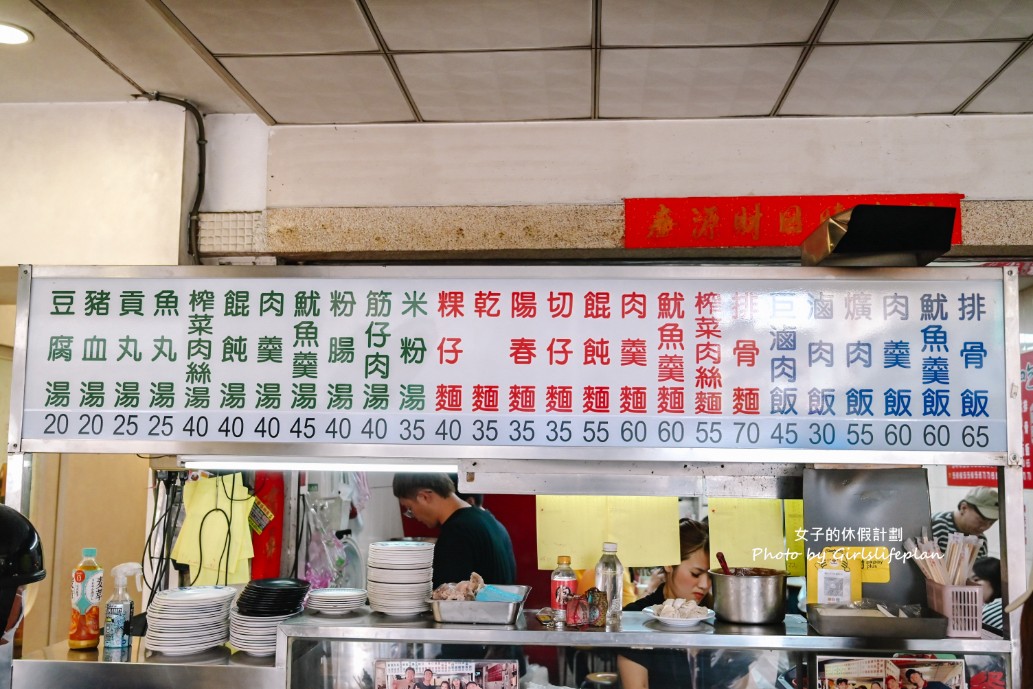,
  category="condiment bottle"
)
[550,555,577,624]
[594,542,624,626]
[69,548,103,649]
[104,562,143,649]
